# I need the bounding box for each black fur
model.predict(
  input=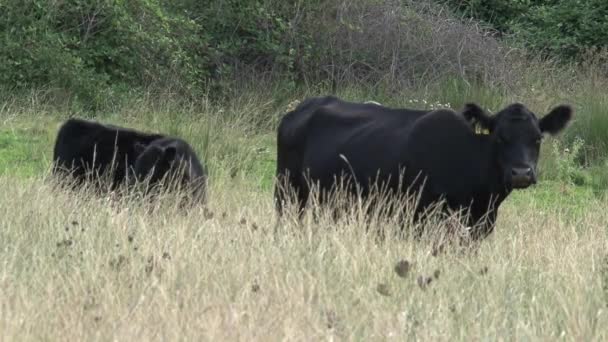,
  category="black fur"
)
[274,96,572,240]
